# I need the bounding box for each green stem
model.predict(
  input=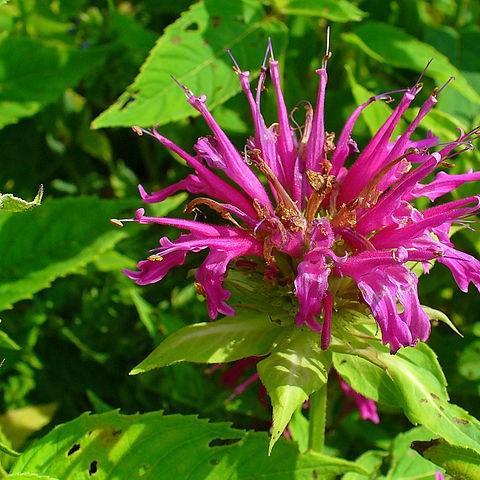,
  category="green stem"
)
[308,383,328,453]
